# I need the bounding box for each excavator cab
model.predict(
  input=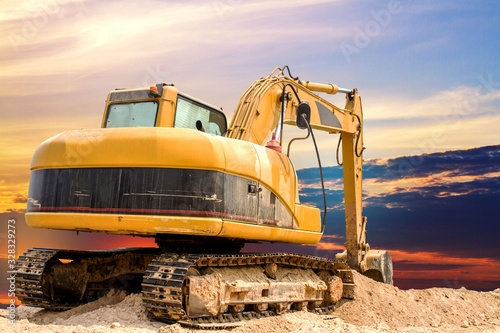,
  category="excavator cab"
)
[102,84,228,136]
